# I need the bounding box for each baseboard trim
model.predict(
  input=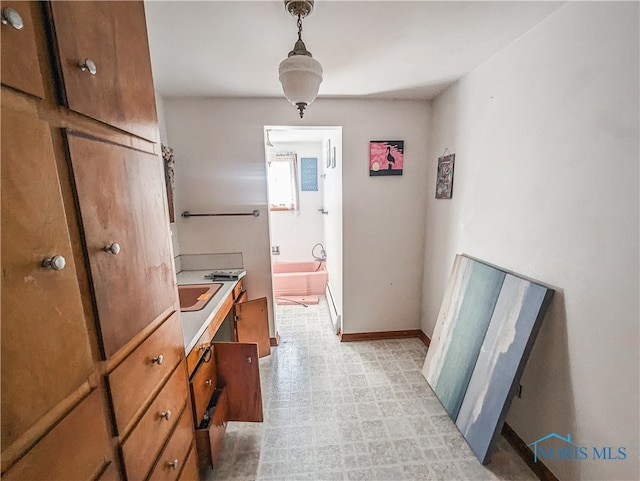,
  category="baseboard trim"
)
[269,331,280,347]
[502,423,559,481]
[340,329,423,342]
[418,330,431,347]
